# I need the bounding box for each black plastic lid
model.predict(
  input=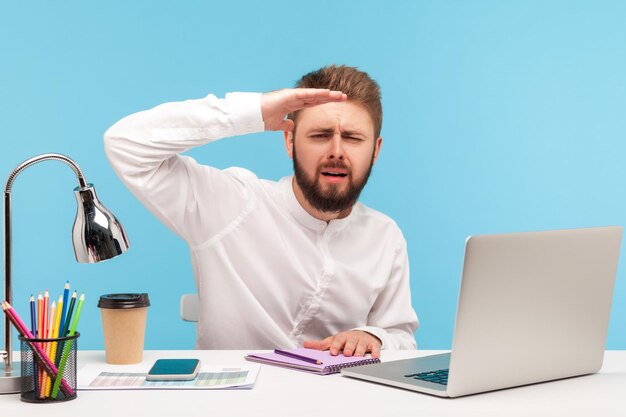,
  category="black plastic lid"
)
[97,293,150,309]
